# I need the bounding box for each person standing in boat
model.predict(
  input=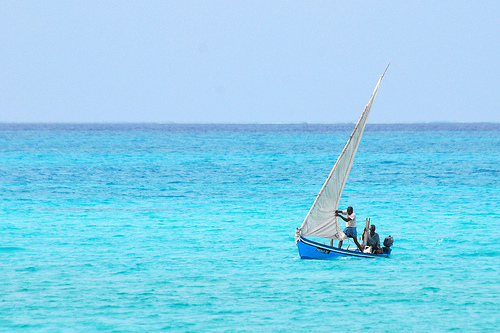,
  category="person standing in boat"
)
[334,206,364,252]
